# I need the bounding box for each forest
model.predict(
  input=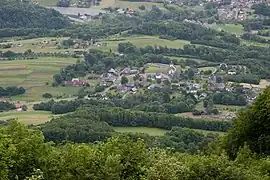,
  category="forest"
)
[0,0,70,29]
[1,87,270,179]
